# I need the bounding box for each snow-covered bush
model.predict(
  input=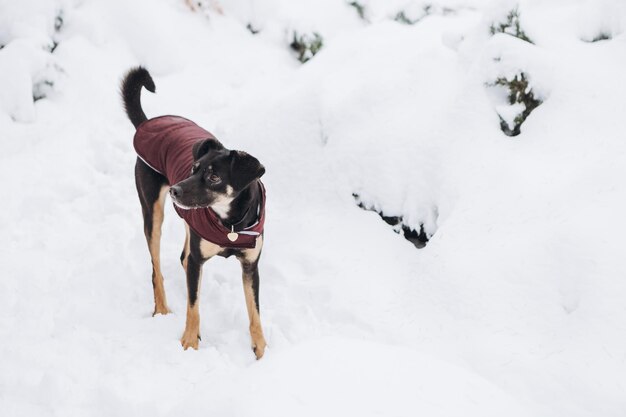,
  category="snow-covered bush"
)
[576,0,625,43]
[290,31,323,63]
[488,72,542,137]
[0,3,64,122]
[392,4,456,25]
[394,9,423,25]
[354,193,431,248]
[583,32,612,42]
[347,1,367,21]
[489,7,532,44]
[393,5,430,25]
[483,5,546,136]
